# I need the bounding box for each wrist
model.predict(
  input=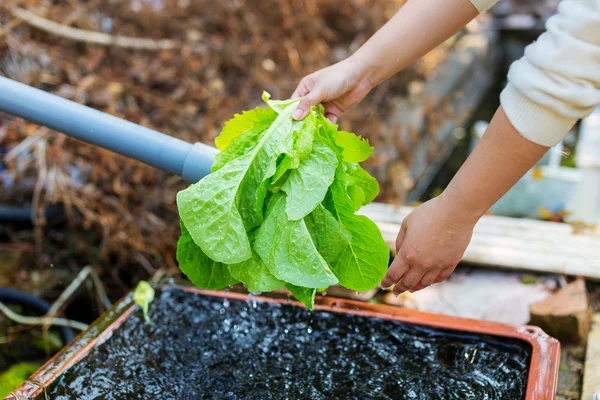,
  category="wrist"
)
[346,52,379,90]
[437,189,483,227]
